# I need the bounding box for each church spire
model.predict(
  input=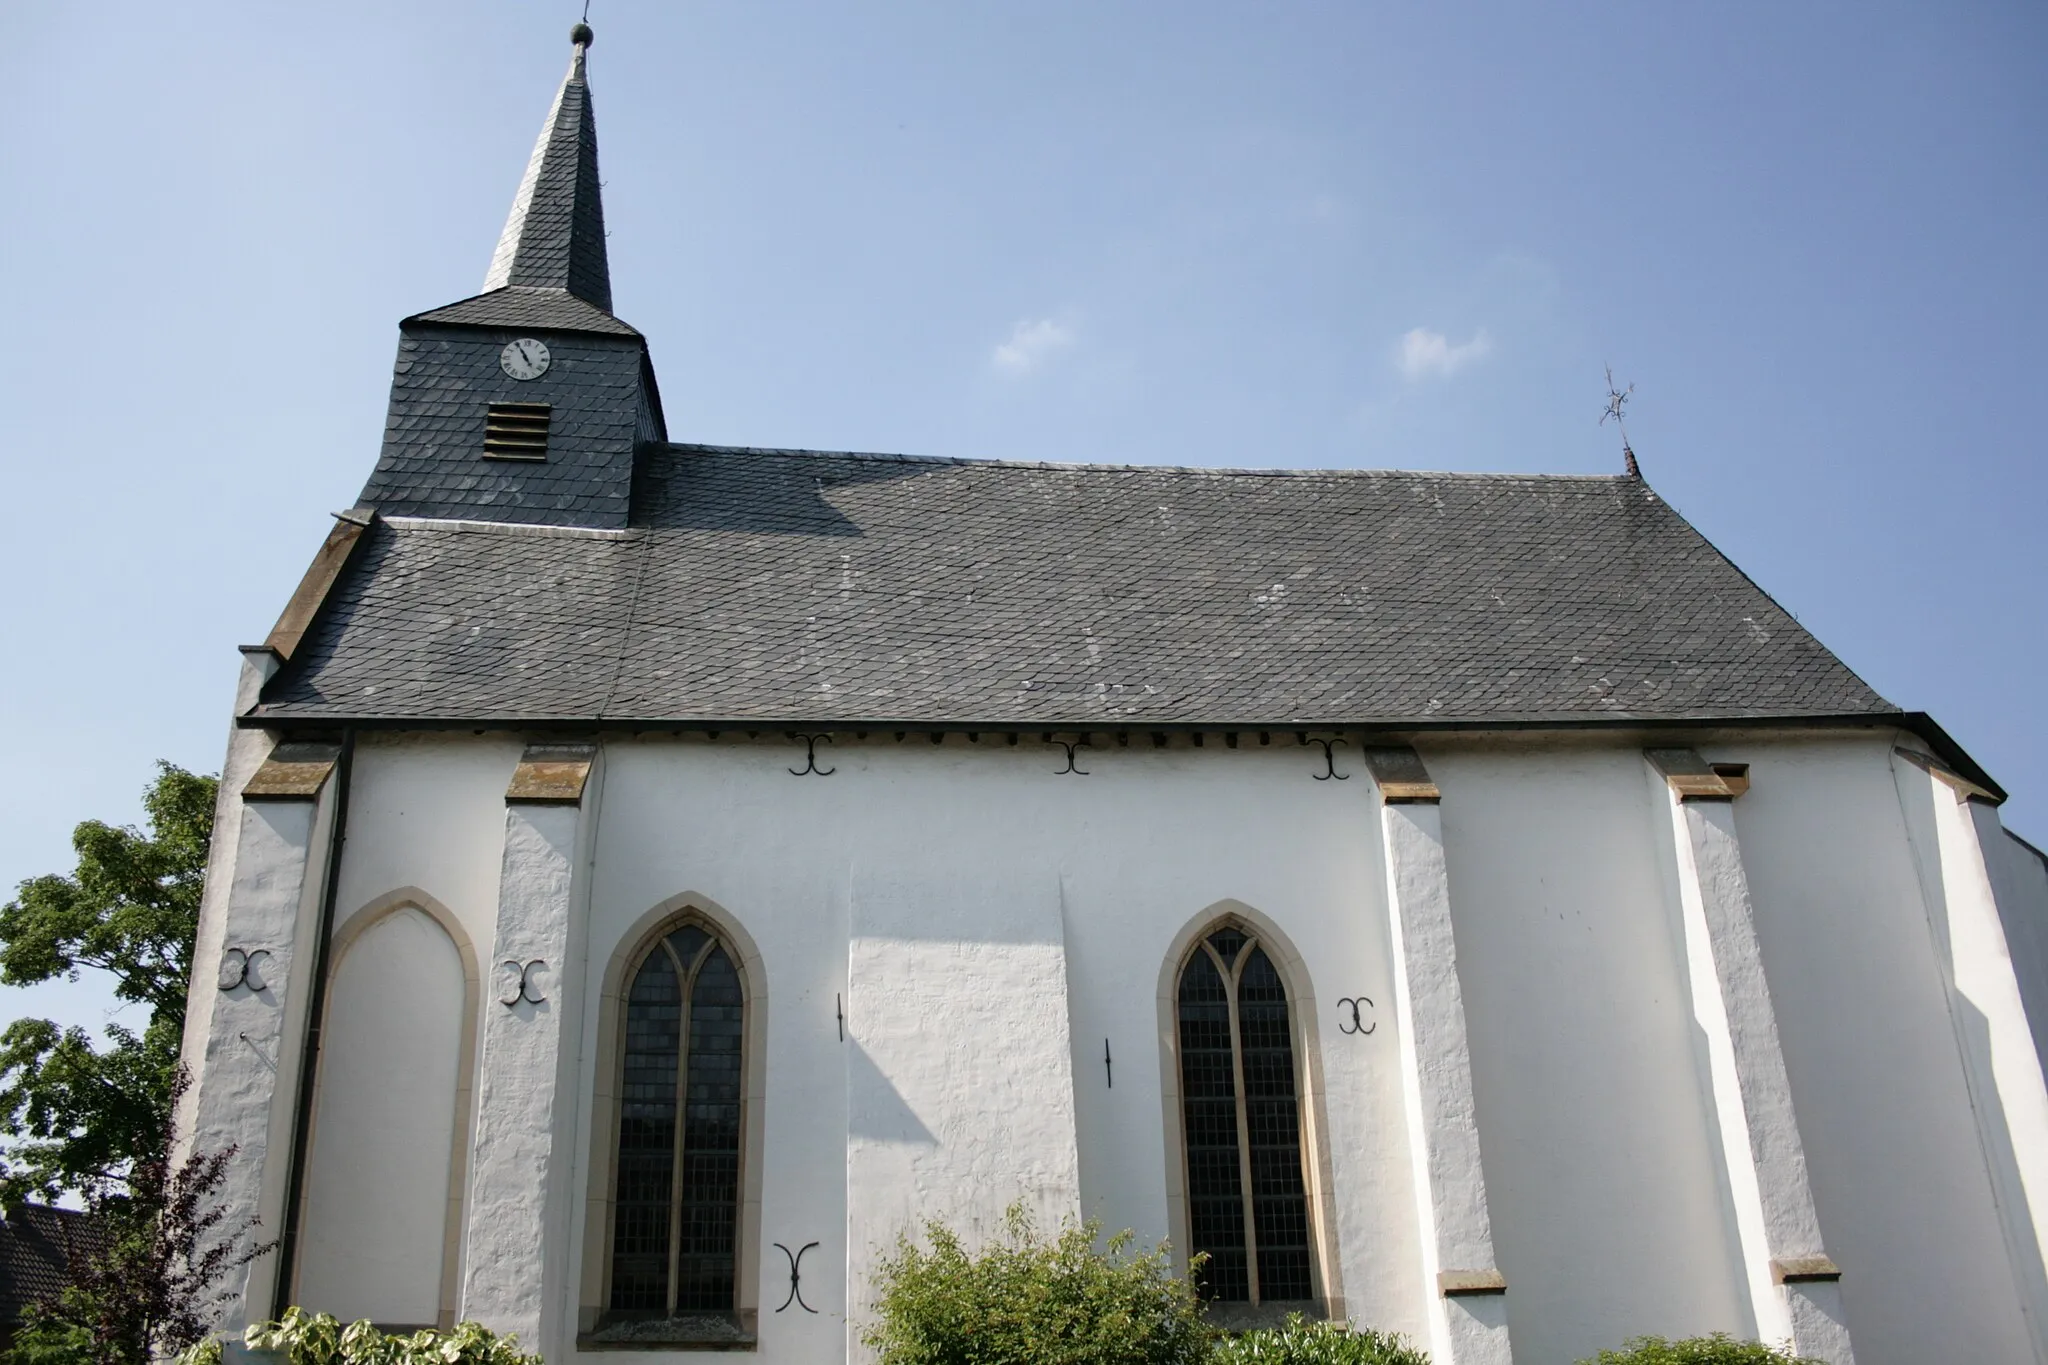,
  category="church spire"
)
[482,22,612,312]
